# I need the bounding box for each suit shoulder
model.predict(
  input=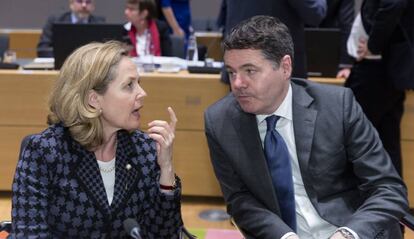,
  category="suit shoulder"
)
[90,15,106,23]
[205,93,234,118]
[292,78,351,96]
